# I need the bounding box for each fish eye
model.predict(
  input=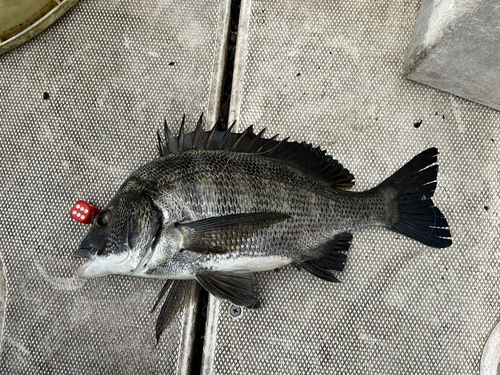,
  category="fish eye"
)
[96,212,110,228]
